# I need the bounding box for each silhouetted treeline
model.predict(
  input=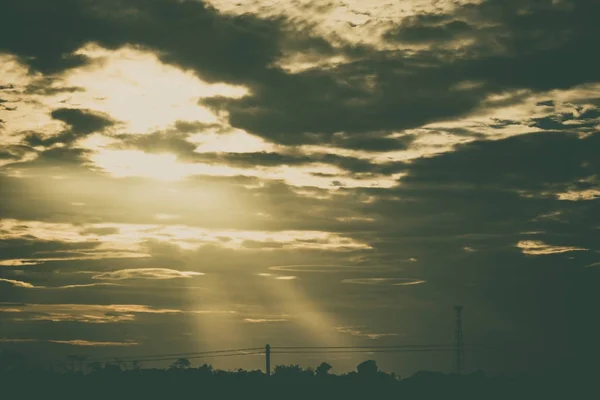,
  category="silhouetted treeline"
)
[0,351,595,400]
